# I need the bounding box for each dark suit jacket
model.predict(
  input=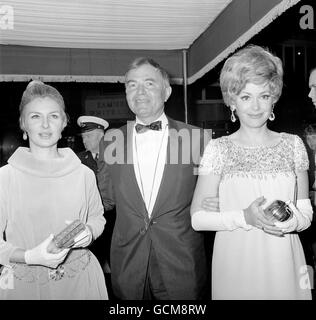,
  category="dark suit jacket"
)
[98,117,209,299]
